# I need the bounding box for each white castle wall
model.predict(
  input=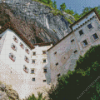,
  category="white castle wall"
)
[0,29,52,99]
[48,11,100,85]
